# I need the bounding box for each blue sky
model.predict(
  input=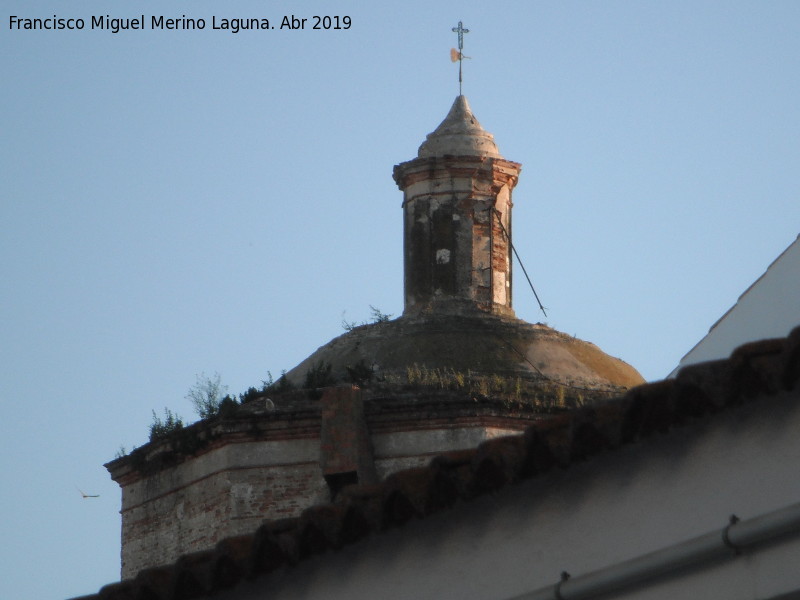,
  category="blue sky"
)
[2,2,799,598]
